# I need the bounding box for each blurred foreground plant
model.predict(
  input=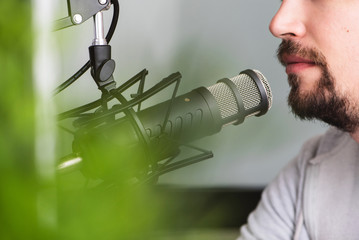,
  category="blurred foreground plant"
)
[0,0,39,239]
